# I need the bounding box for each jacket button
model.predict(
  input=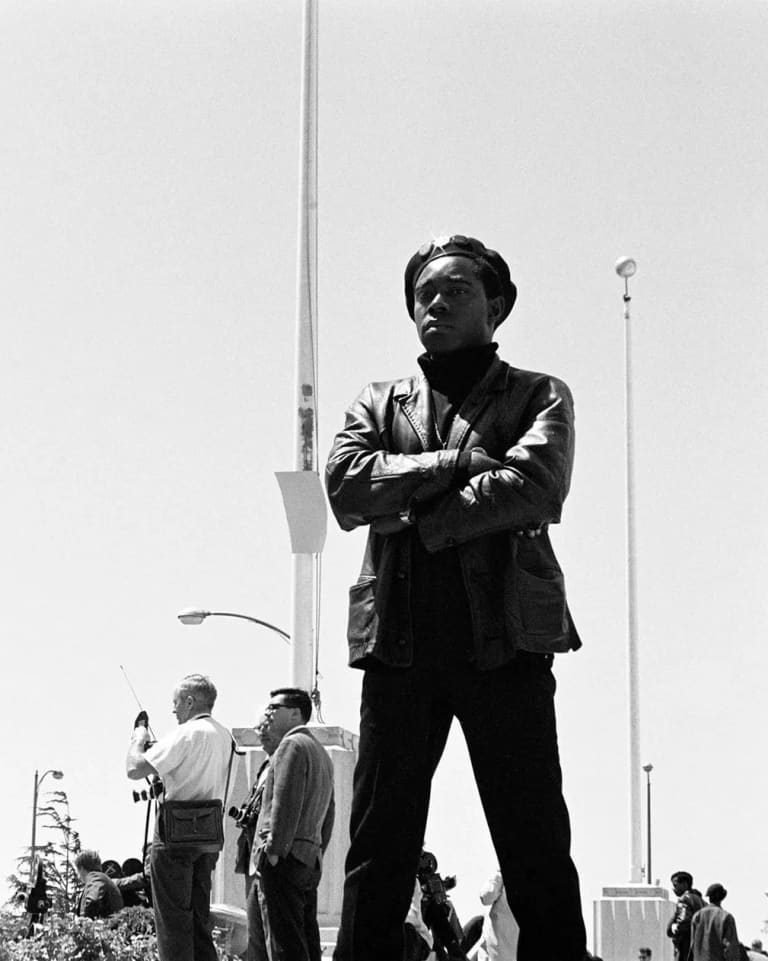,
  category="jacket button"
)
[398,638,407,646]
